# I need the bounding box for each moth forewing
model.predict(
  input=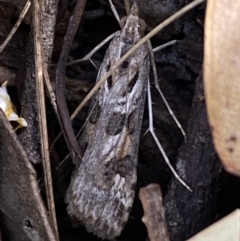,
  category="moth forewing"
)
[66,3,150,240]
